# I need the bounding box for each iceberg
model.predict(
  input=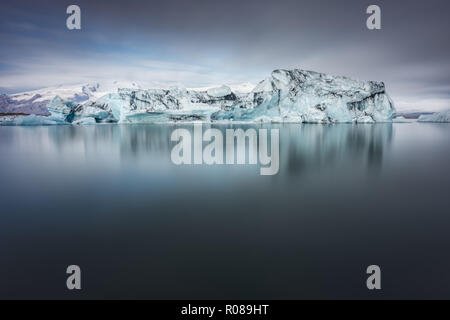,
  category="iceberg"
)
[418,110,450,123]
[95,69,395,124]
[0,93,49,115]
[393,116,417,123]
[72,117,97,125]
[1,69,396,125]
[0,114,65,126]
